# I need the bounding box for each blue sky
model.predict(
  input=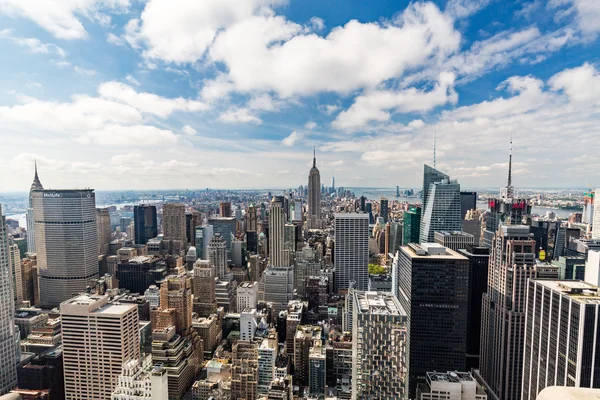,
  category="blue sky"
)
[0,0,599,191]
